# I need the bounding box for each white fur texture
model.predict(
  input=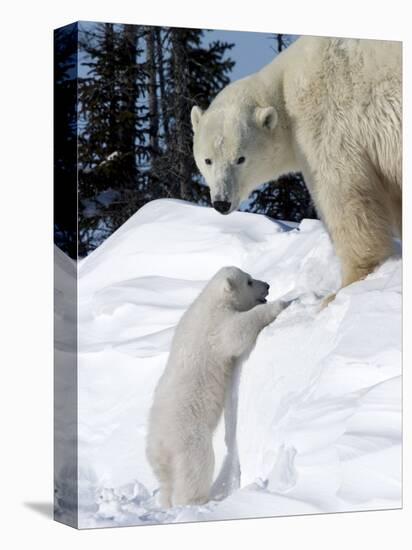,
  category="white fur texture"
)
[192,37,402,295]
[146,266,287,507]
